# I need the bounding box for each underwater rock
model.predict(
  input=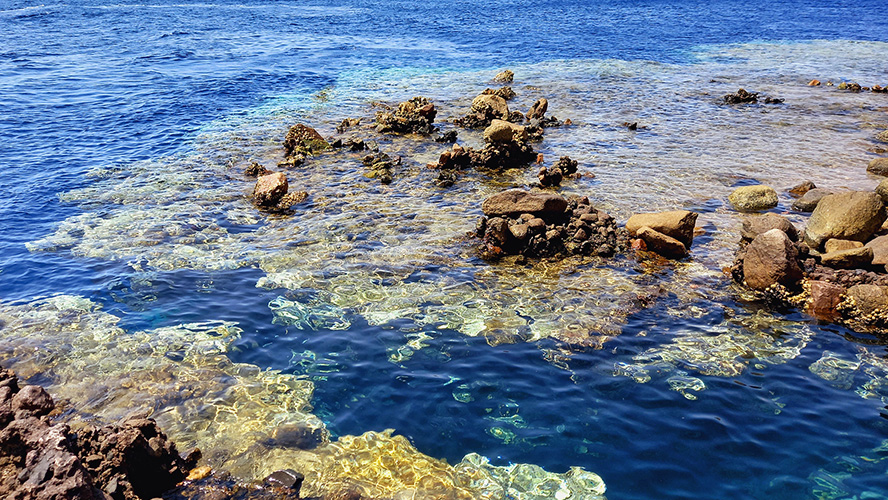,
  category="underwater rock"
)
[362,152,400,184]
[723,88,758,104]
[525,98,548,120]
[740,213,798,242]
[252,172,289,207]
[375,96,437,135]
[538,156,579,186]
[792,187,834,212]
[430,123,536,175]
[283,123,331,158]
[493,69,514,83]
[434,130,458,143]
[728,185,778,212]
[867,157,888,176]
[844,284,888,317]
[837,82,862,92]
[244,162,271,177]
[335,118,361,134]
[804,191,887,249]
[625,210,698,248]
[877,130,888,143]
[788,180,816,197]
[742,229,803,291]
[481,86,516,100]
[807,280,845,319]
